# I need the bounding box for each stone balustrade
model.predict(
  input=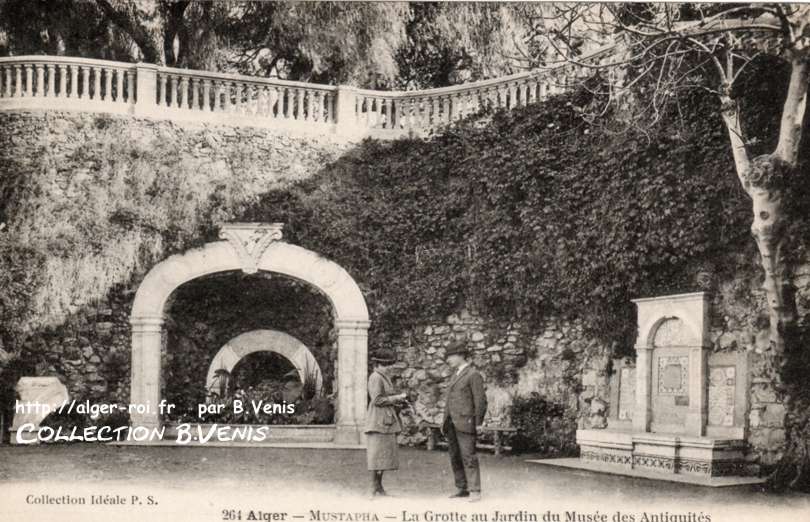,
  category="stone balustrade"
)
[0,46,613,140]
[0,56,137,114]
